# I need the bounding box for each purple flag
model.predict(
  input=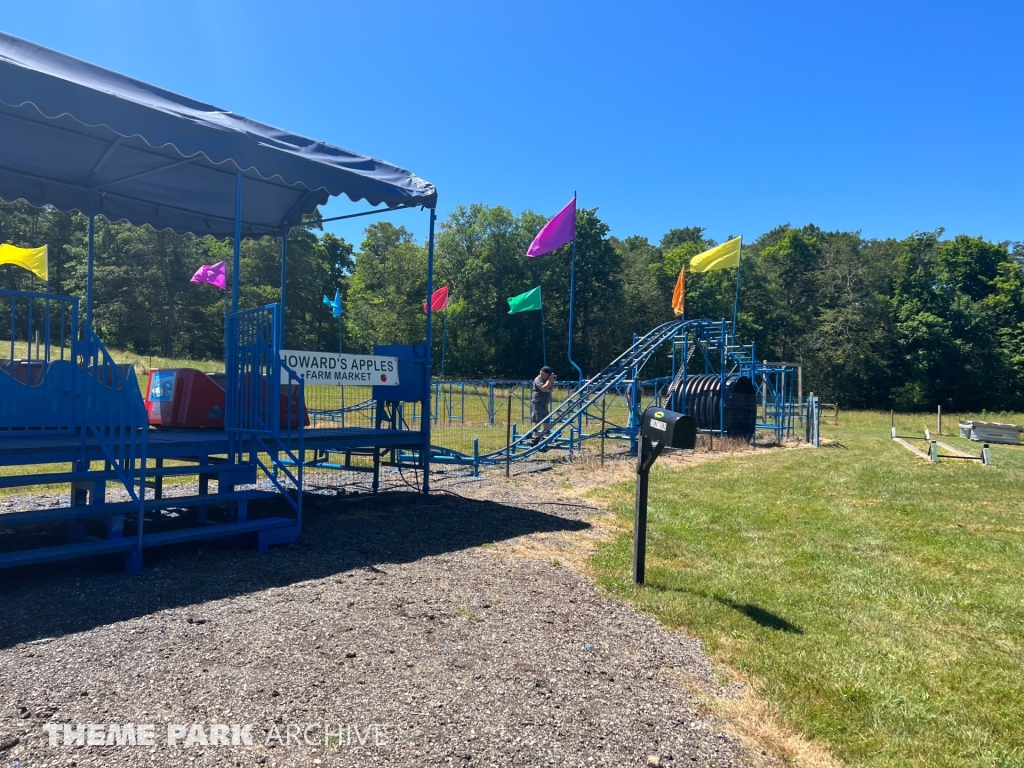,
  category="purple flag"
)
[527,196,576,257]
[191,261,226,290]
